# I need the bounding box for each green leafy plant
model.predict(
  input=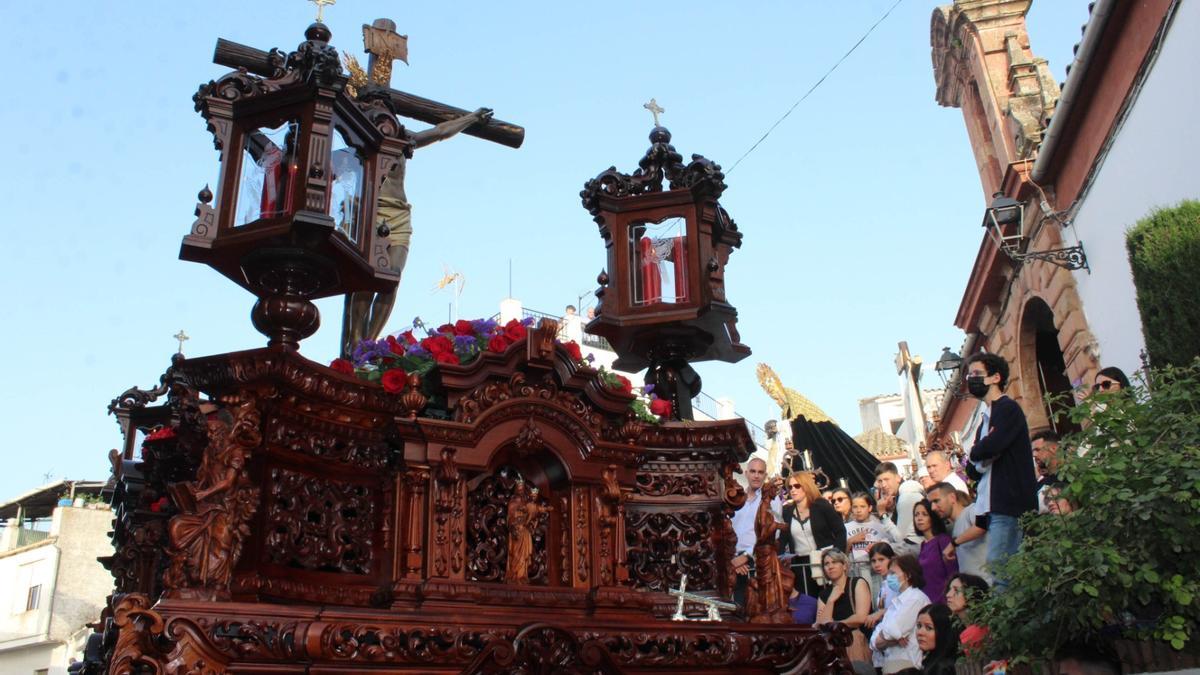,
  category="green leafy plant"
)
[971,360,1200,662]
[1127,200,1200,368]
